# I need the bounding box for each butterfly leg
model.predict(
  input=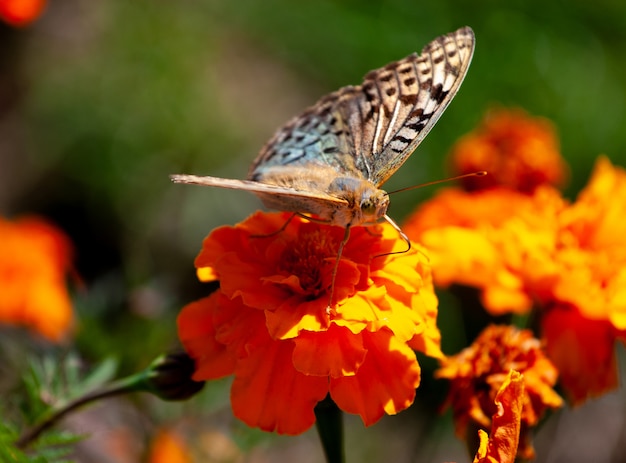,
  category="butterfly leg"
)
[372,214,412,259]
[250,213,298,238]
[363,226,383,238]
[326,225,351,314]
